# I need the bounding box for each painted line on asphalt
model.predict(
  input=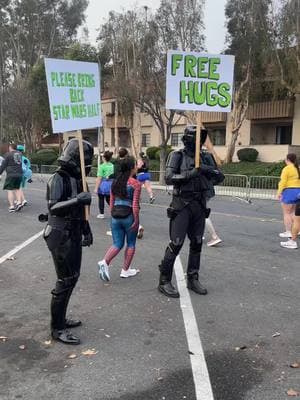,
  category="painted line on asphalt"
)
[174,256,214,400]
[0,230,43,265]
[29,188,282,224]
